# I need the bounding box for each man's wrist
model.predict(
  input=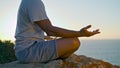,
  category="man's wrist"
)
[77,31,84,37]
